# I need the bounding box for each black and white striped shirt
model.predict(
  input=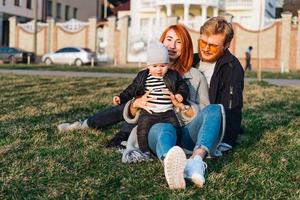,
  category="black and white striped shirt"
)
[145,74,173,113]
